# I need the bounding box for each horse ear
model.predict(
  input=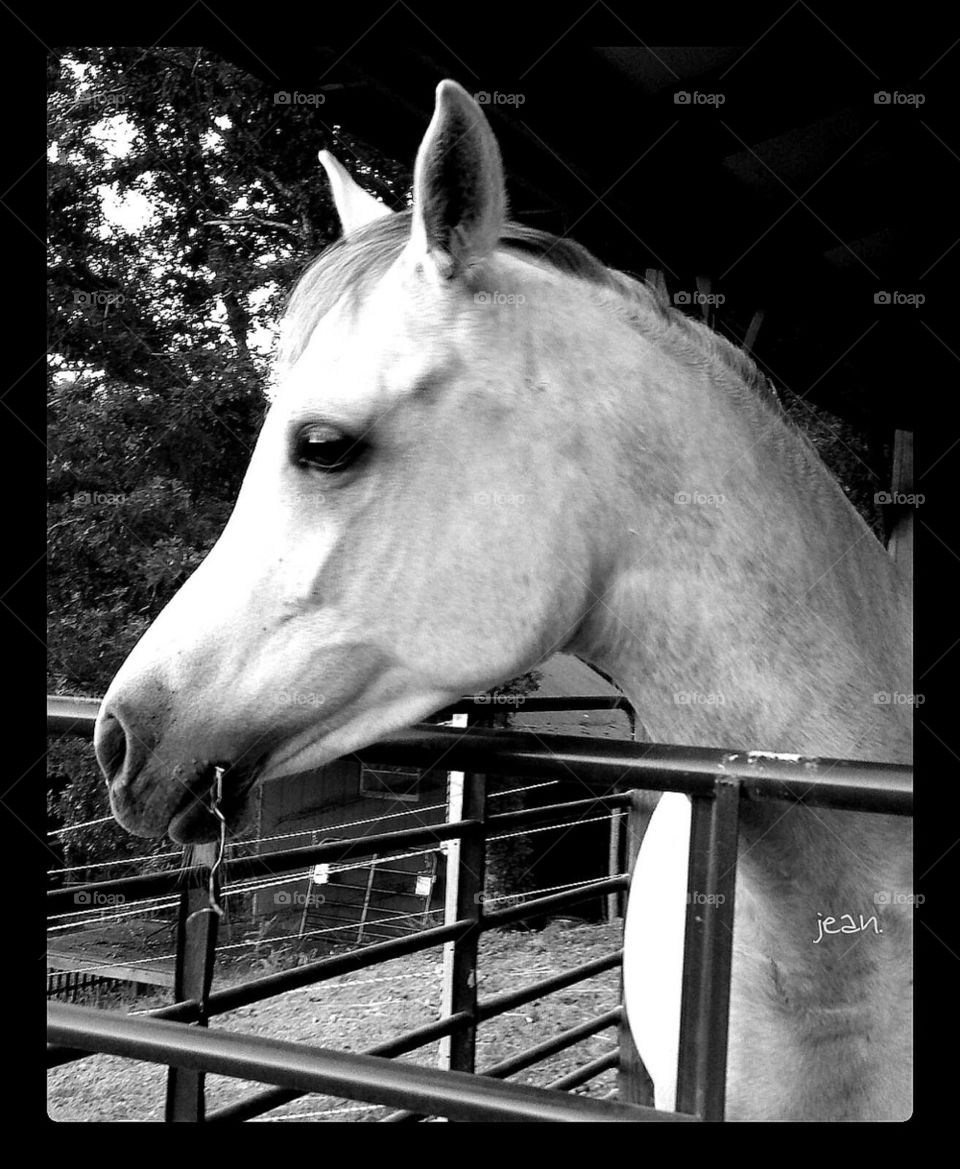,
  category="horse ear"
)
[409,80,506,280]
[319,150,392,235]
